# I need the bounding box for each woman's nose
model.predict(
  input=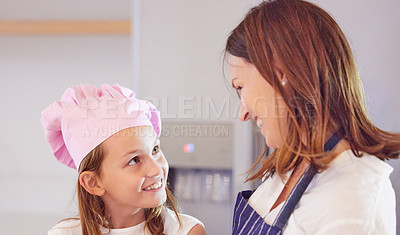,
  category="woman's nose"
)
[239,99,250,122]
